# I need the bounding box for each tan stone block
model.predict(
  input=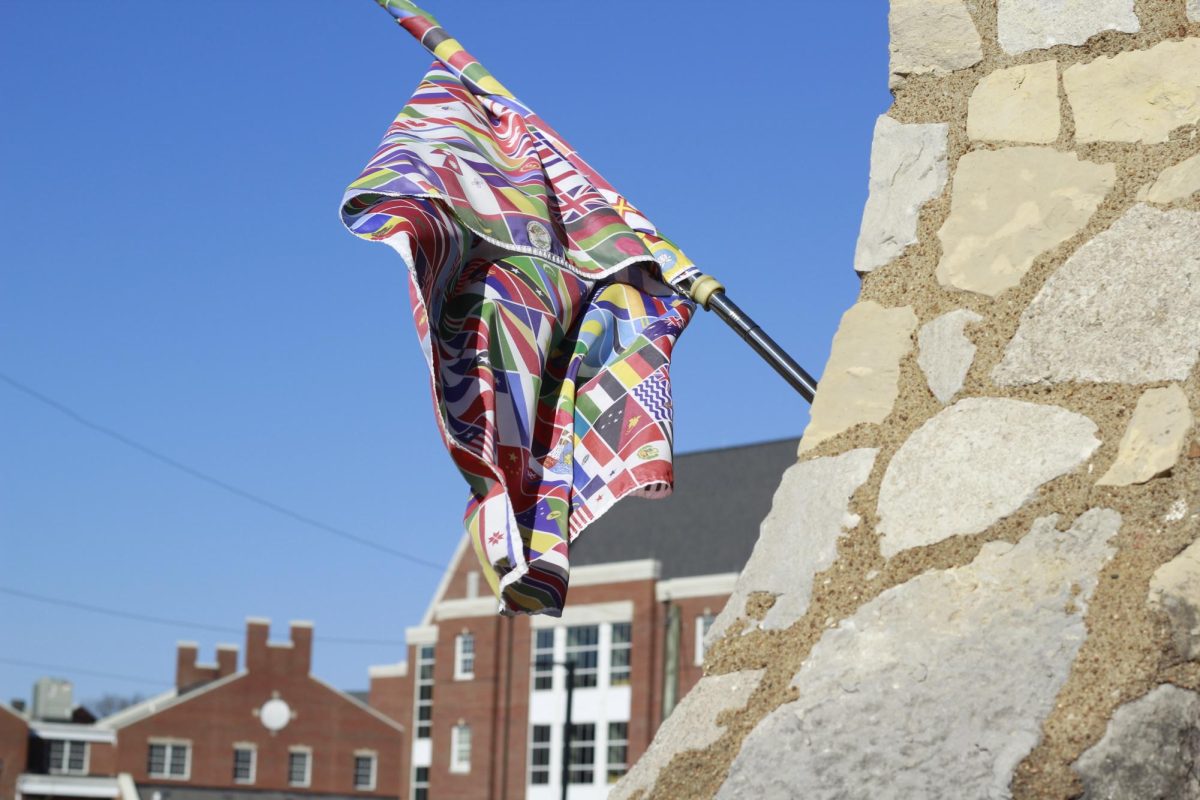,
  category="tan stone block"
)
[936,147,1115,297]
[1137,152,1200,204]
[889,0,983,88]
[799,301,917,454]
[1097,385,1194,486]
[1064,39,1200,143]
[1149,539,1200,660]
[968,61,1061,143]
